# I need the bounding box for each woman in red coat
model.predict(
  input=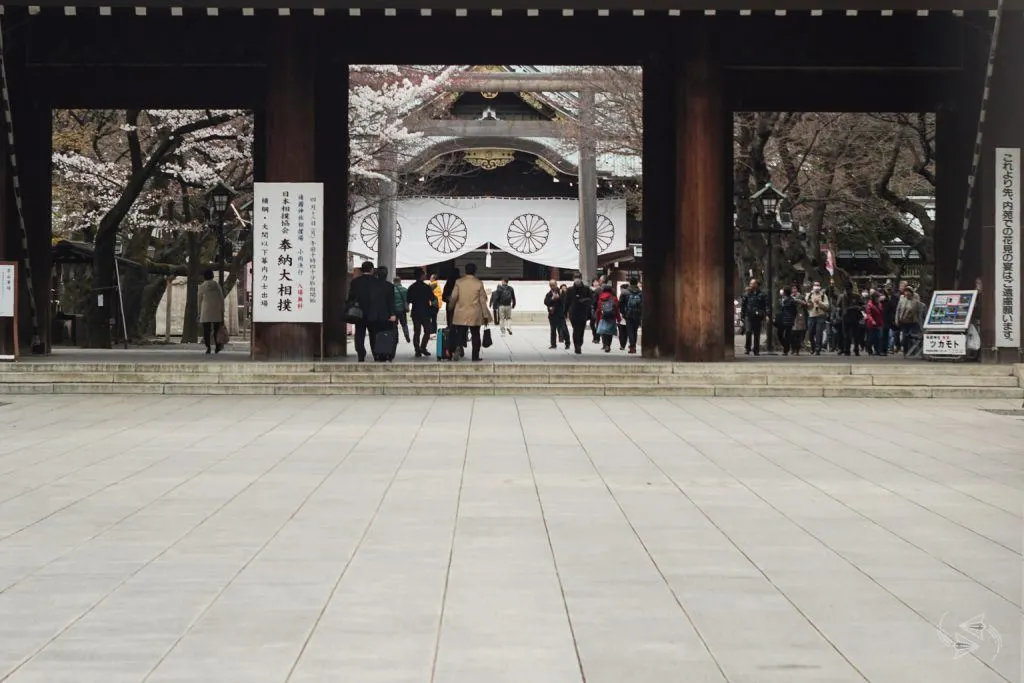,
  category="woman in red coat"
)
[865,292,886,356]
[595,283,621,352]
